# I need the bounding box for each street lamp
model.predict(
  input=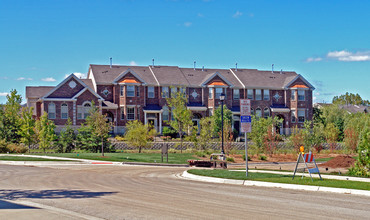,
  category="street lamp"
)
[220,93,225,156]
